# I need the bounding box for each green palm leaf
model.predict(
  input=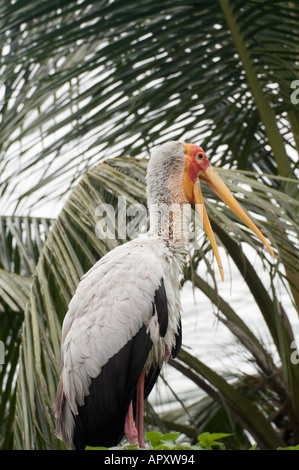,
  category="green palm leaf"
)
[1,1,298,211]
[0,215,53,448]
